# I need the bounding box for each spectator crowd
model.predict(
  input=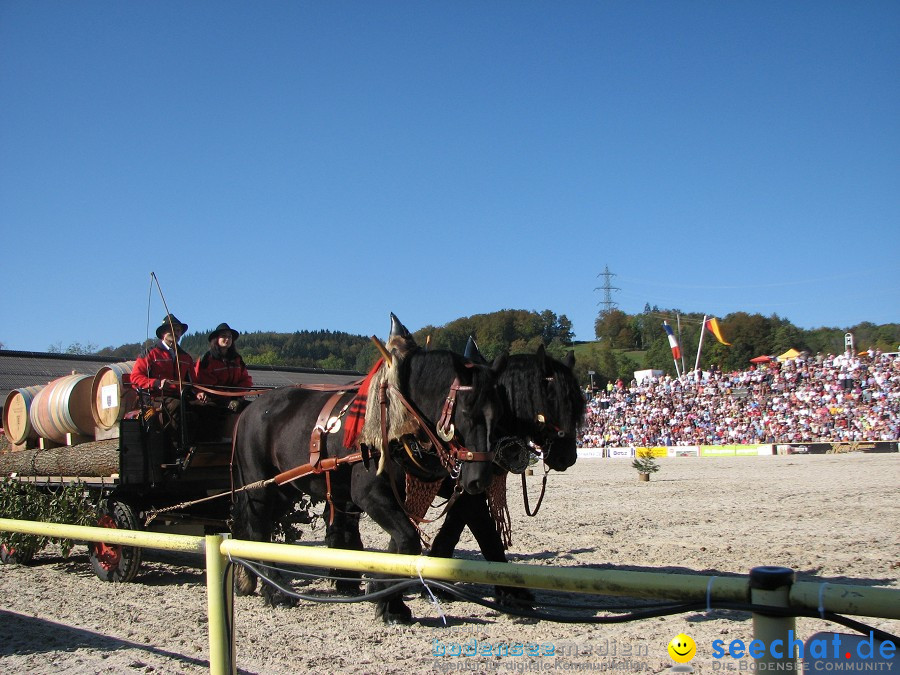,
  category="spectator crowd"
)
[578,349,900,447]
